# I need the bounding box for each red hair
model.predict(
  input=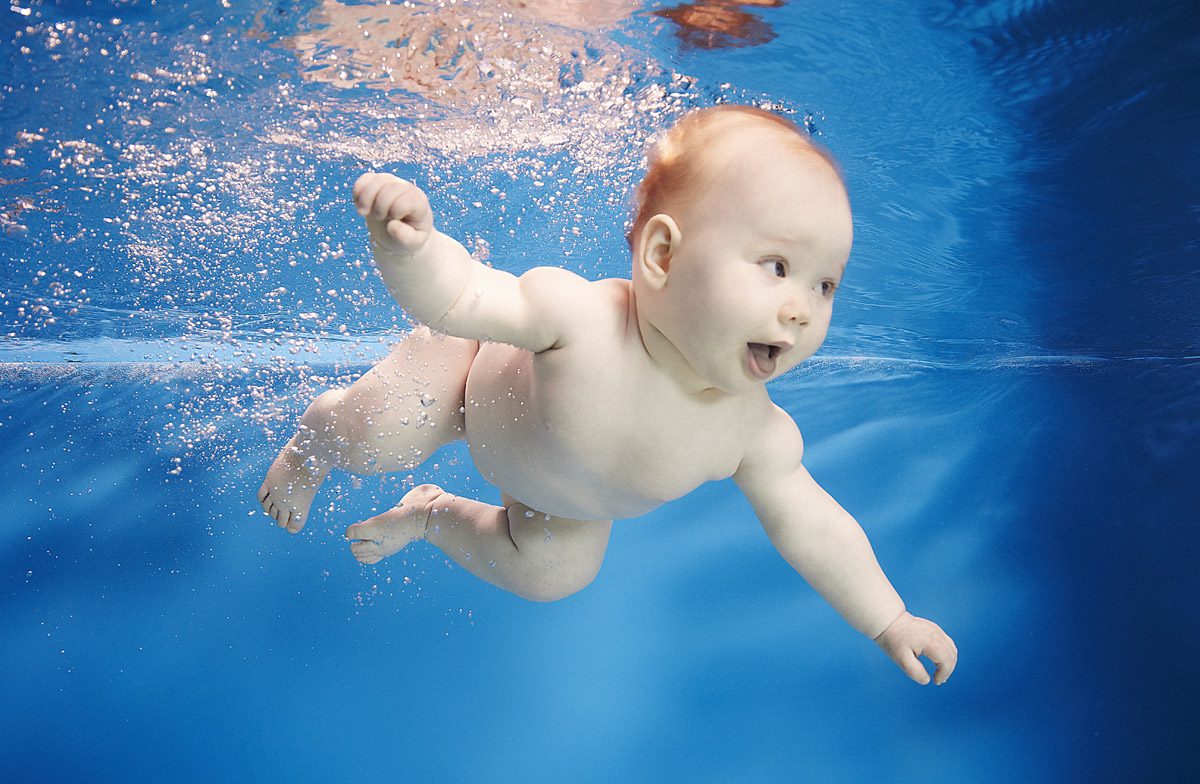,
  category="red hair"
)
[627,105,840,250]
